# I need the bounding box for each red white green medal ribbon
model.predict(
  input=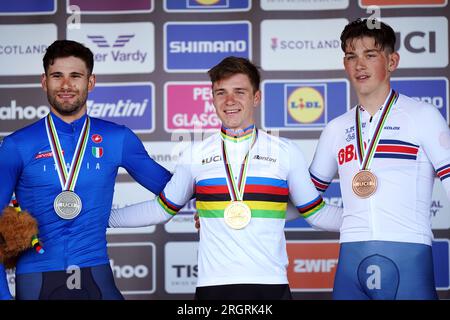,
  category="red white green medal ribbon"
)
[355,90,398,170]
[45,114,91,192]
[221,128,257,202]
